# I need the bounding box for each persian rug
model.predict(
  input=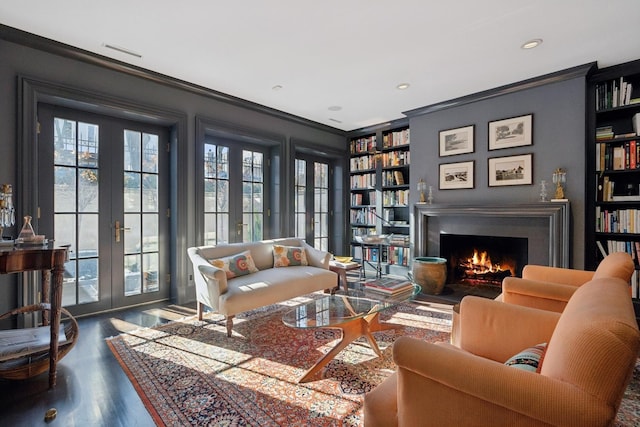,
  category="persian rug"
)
[107,295,640,426]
